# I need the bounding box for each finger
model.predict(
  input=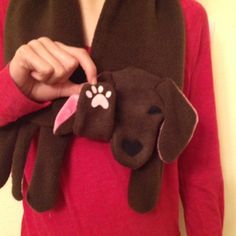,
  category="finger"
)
[30,81,85,102]
[38,37,80,83]
[28,39,68,85]
[16,45,54,82]
[54,41,97,84]
[57,81,85,98]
